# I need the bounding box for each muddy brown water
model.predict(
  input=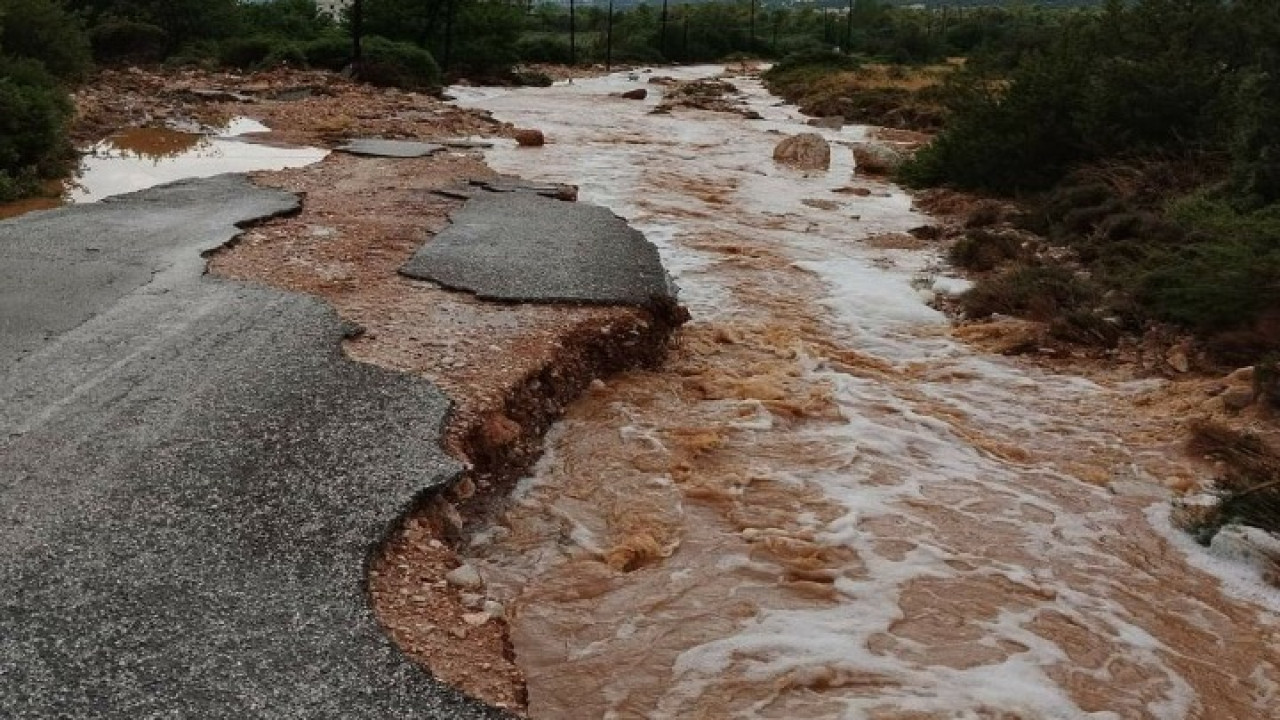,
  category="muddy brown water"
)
[0,119,325,219]
[450,69,1280,718]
